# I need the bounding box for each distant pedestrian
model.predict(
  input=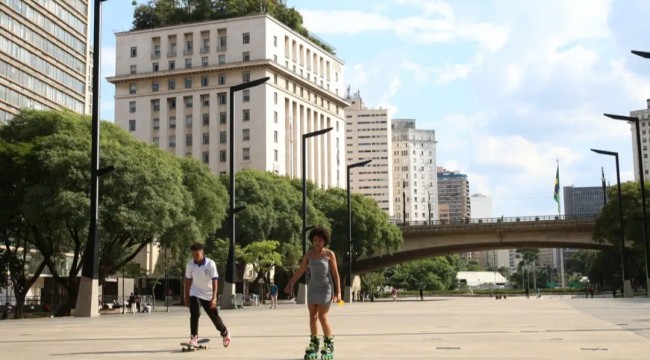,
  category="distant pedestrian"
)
[269,281,279,309]
[129,293,136,314]
[525,287,530,299]
[536,288,541,299]
[391,288,397,302]
[419,286,424,301]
